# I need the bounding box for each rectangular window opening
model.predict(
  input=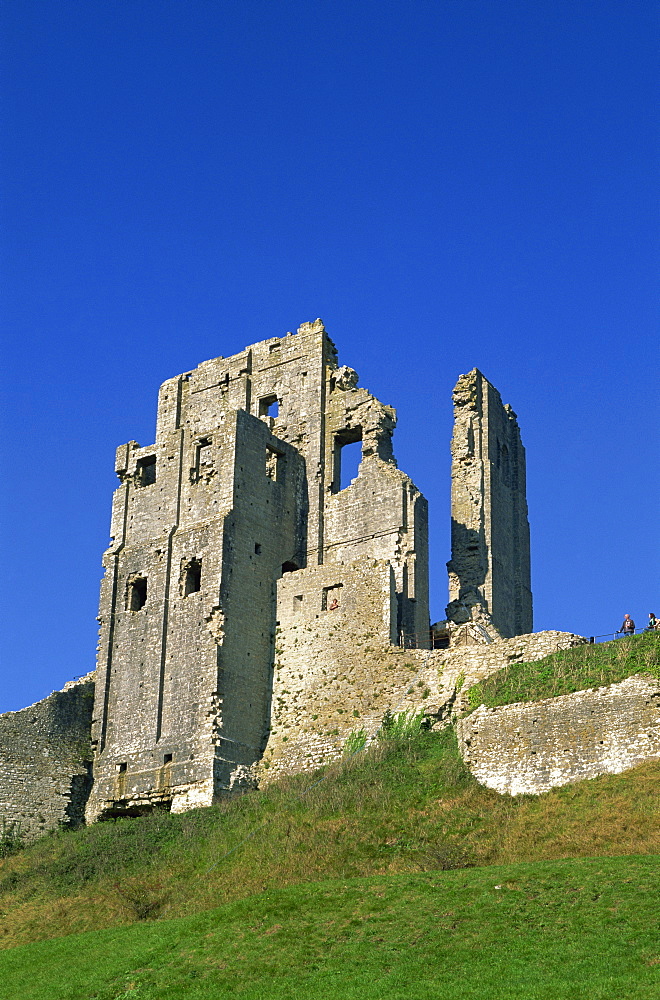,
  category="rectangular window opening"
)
[266,446,285,482]
[126,575,147,612]
[254,543,262,554]
[116,762,128,773]
[136,455,156,487]
[293,594,303,613]
[196,437,213,471]
[333,429,362,492]
[259,394,279,419]
[163,753,173,765]
[322,583,343,611]
[180,558,202,597]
